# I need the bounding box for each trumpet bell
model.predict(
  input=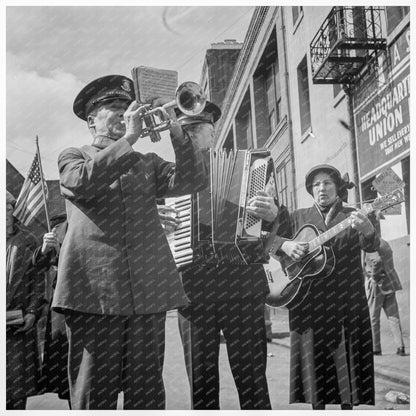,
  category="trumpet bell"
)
[176,81,206,116]
[136,80,207,142]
